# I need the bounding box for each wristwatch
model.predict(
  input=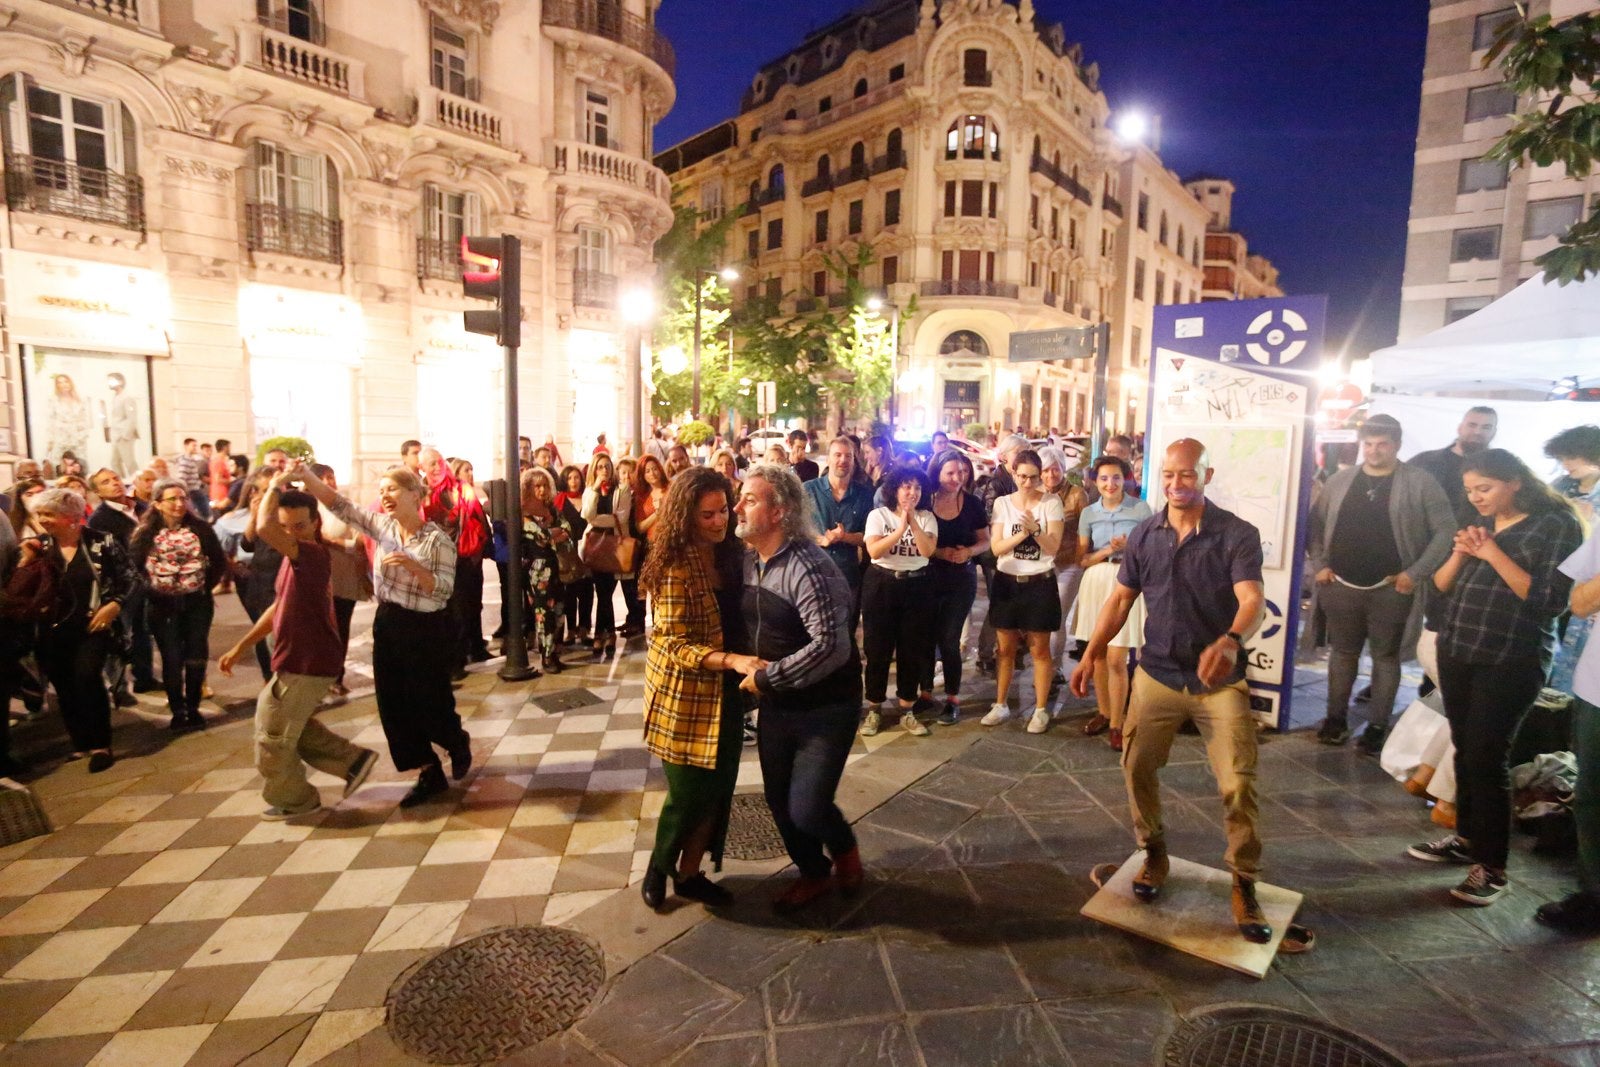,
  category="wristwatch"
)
[1225,631,1244,648]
